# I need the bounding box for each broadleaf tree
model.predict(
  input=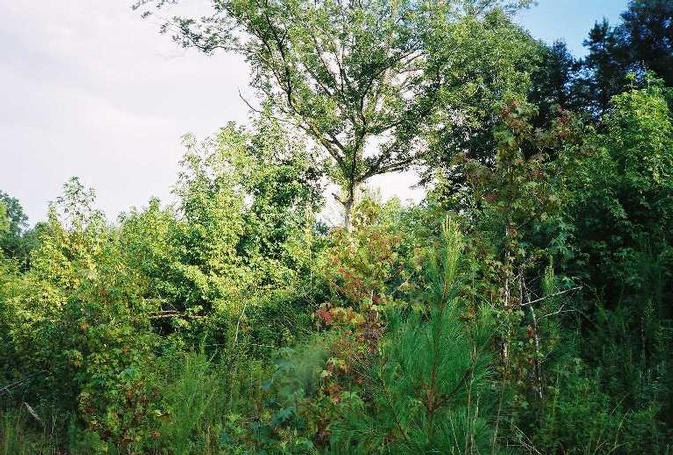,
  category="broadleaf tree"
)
[133,0,532,228]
